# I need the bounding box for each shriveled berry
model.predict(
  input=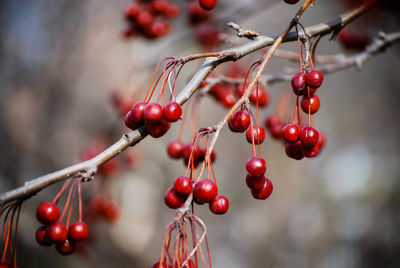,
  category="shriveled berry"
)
[173,176,193,197]
[246,174,266,190]
[46,222,68,244]
[167,140,184,159]
[285,141,304,160]
[209,195,229,215]
[36,225,52,246]
[163,102,182,122]
[36,202,60,225]
[306,70,324,88]
[246,157,266,177]
[199,0,218,10]
[68,222,89,242]
[251,179,273,200]
[291,72,307,95]
[301,95,320,114]
[228,110,251,133]
[246,125,266,144]
[56,240,76,256]
[193,179,218,203]
[164,187,186,209]
[281,123,300,143]
[300,126,319,147]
